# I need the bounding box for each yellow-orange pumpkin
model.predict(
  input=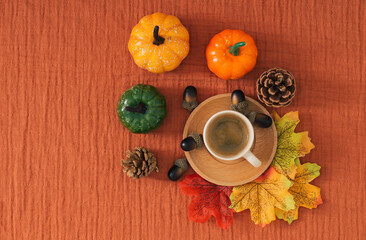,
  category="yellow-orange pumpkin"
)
[128,13,190,73]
